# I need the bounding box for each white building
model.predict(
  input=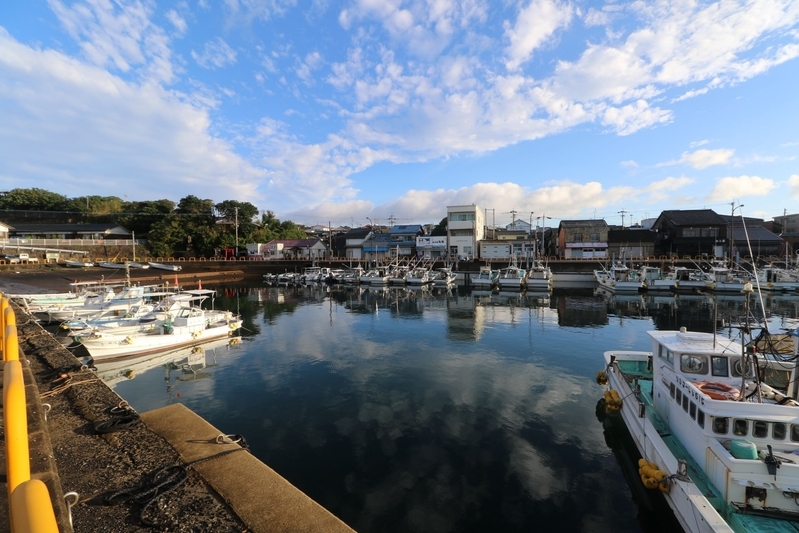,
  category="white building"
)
[447,204,485,260]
